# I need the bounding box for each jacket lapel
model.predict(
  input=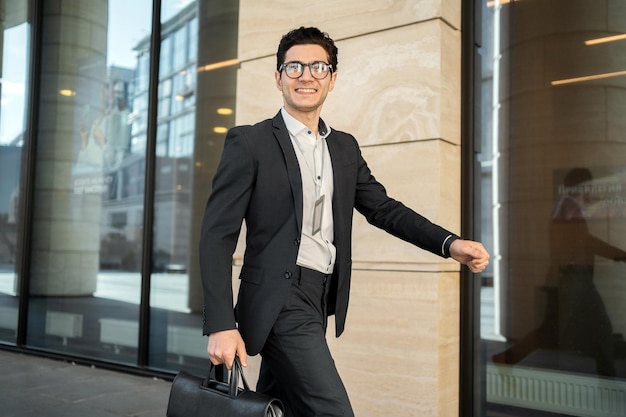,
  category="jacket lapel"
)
[325,133,345,239]
[272,113,303,233]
